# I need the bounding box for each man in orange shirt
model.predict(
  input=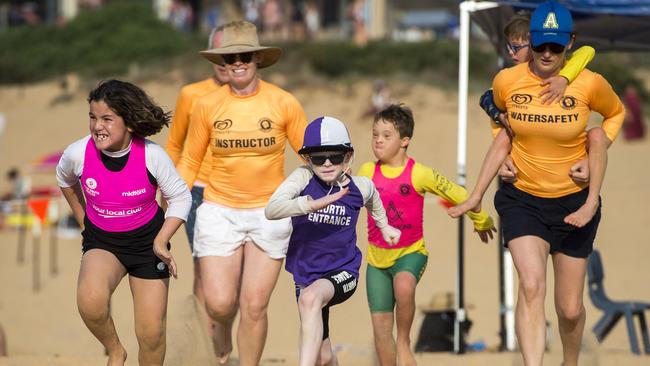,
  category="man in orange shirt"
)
[165,26,230,355]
